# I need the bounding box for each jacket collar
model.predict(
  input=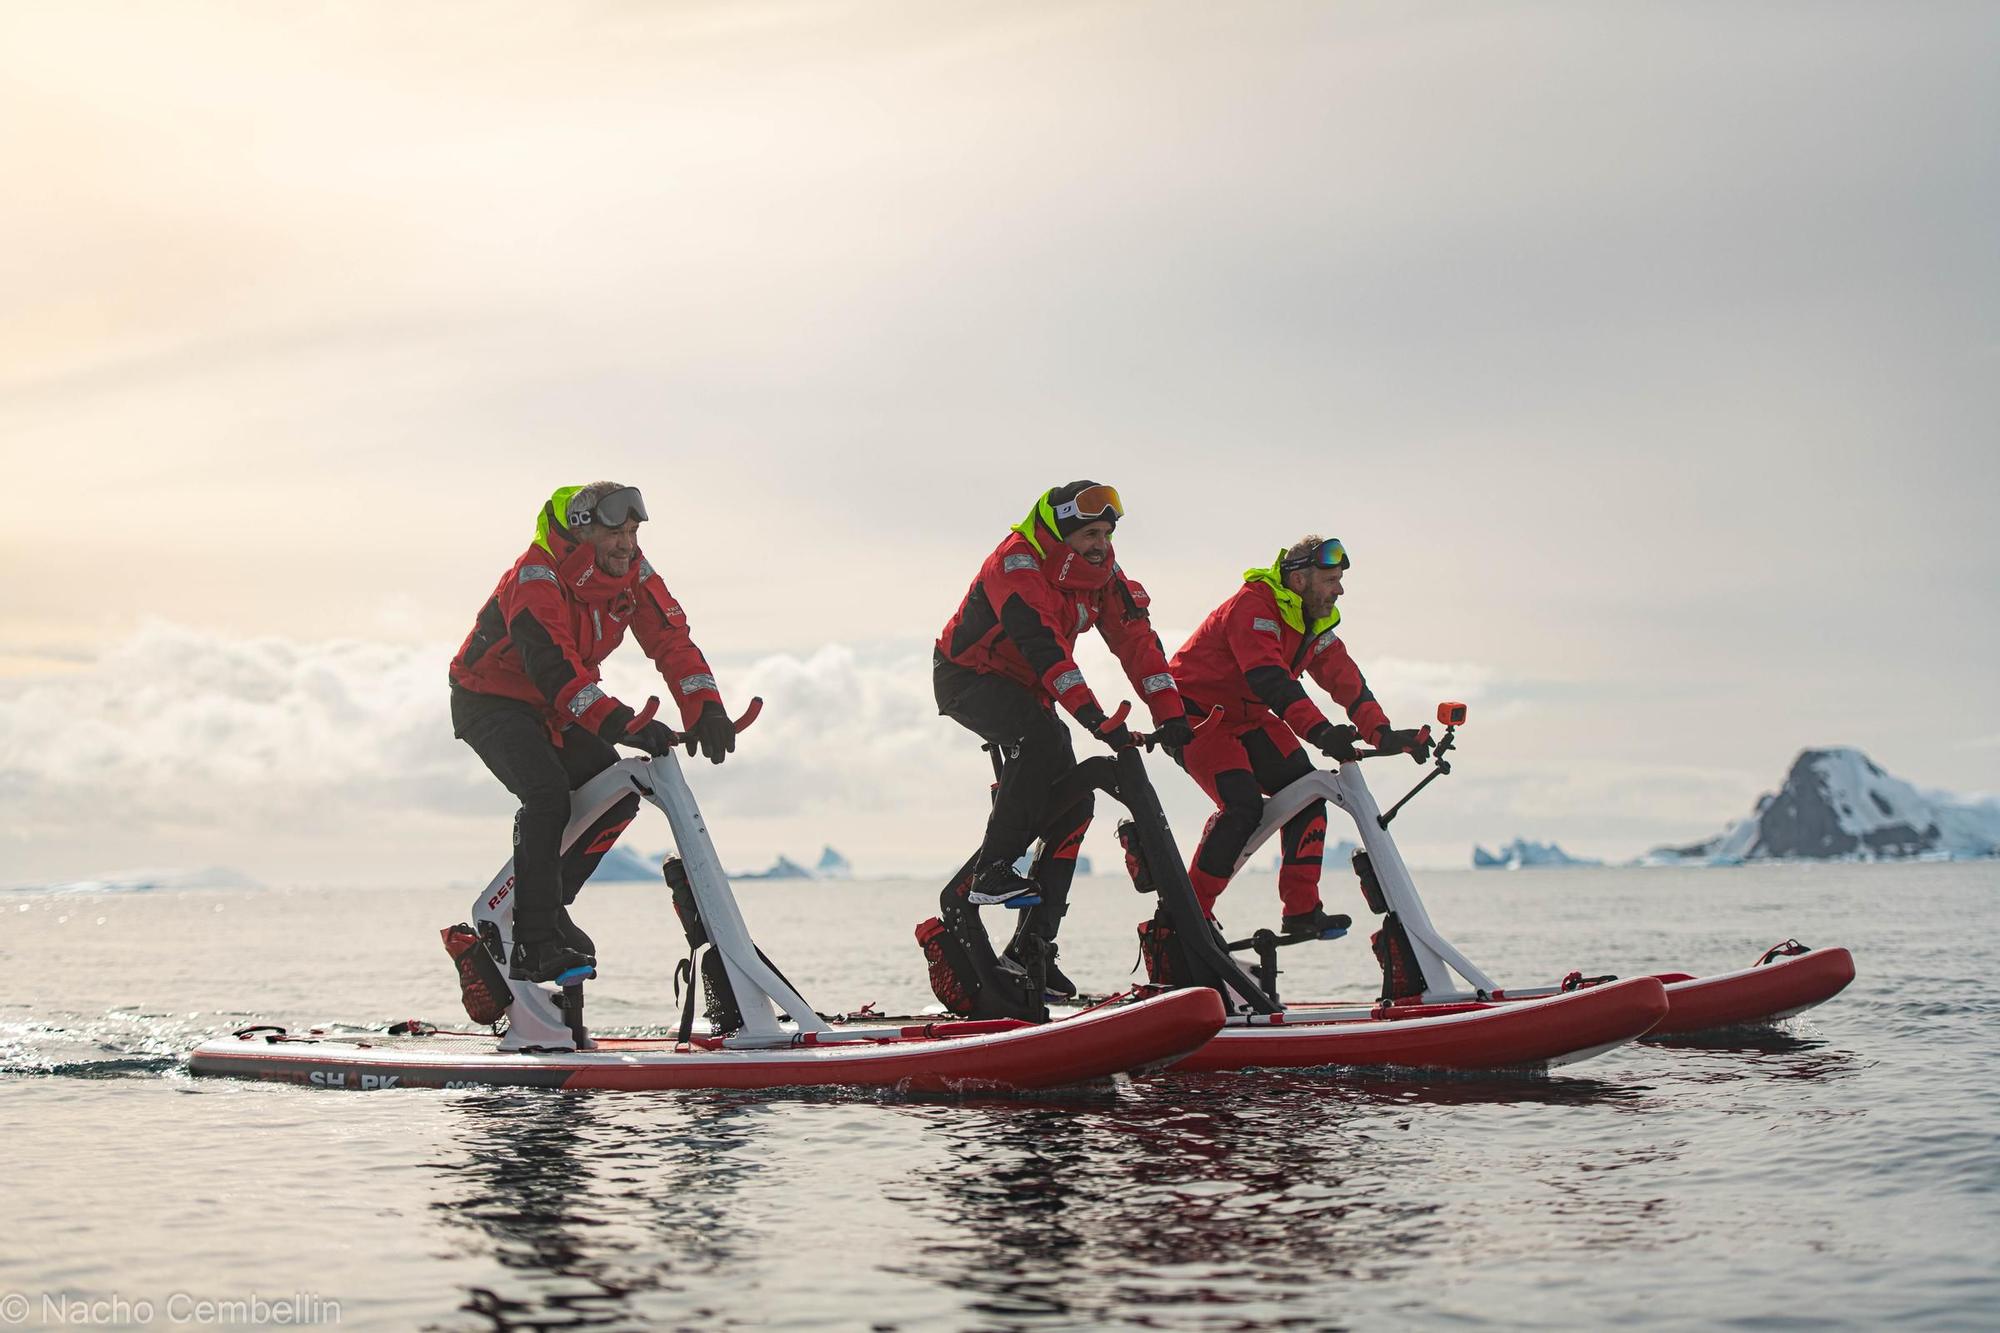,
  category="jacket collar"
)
[1244,554,1340,635]
[1010,499,1116,592]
